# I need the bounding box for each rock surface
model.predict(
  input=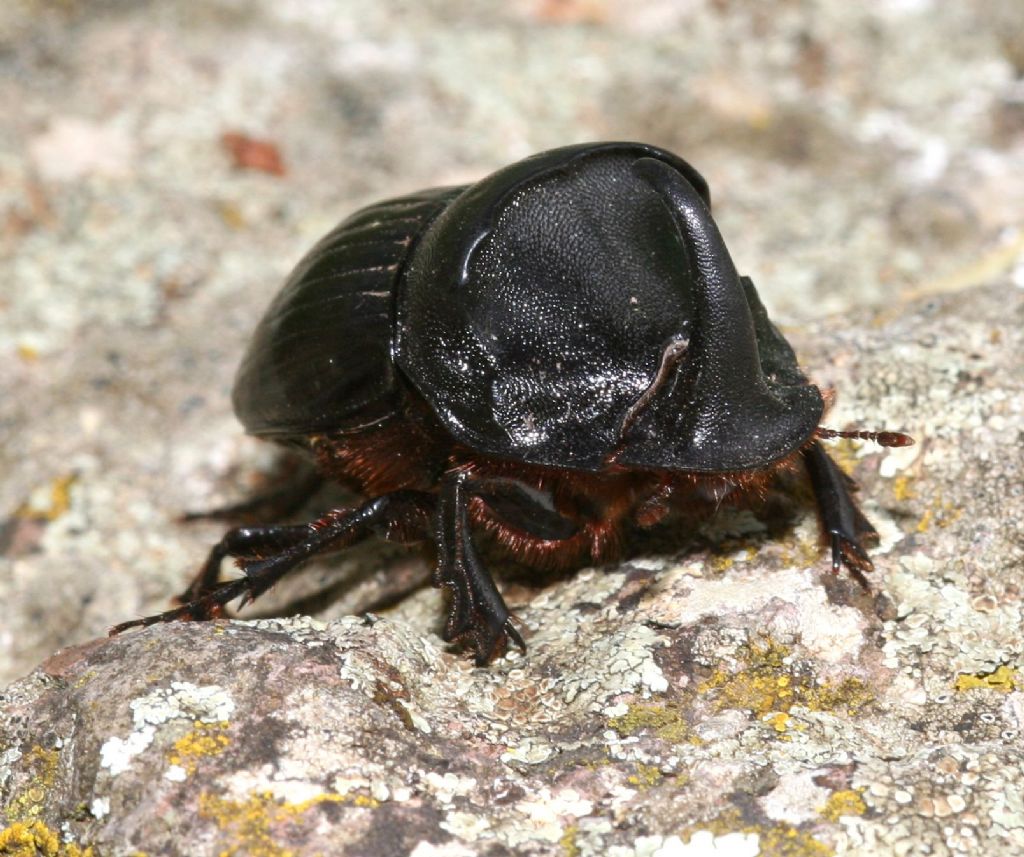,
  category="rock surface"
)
[2,283,1023,856]
[2,1,1023,855]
